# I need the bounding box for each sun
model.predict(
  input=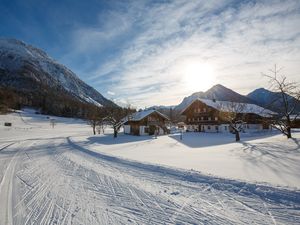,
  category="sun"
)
[182,62,216,92]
